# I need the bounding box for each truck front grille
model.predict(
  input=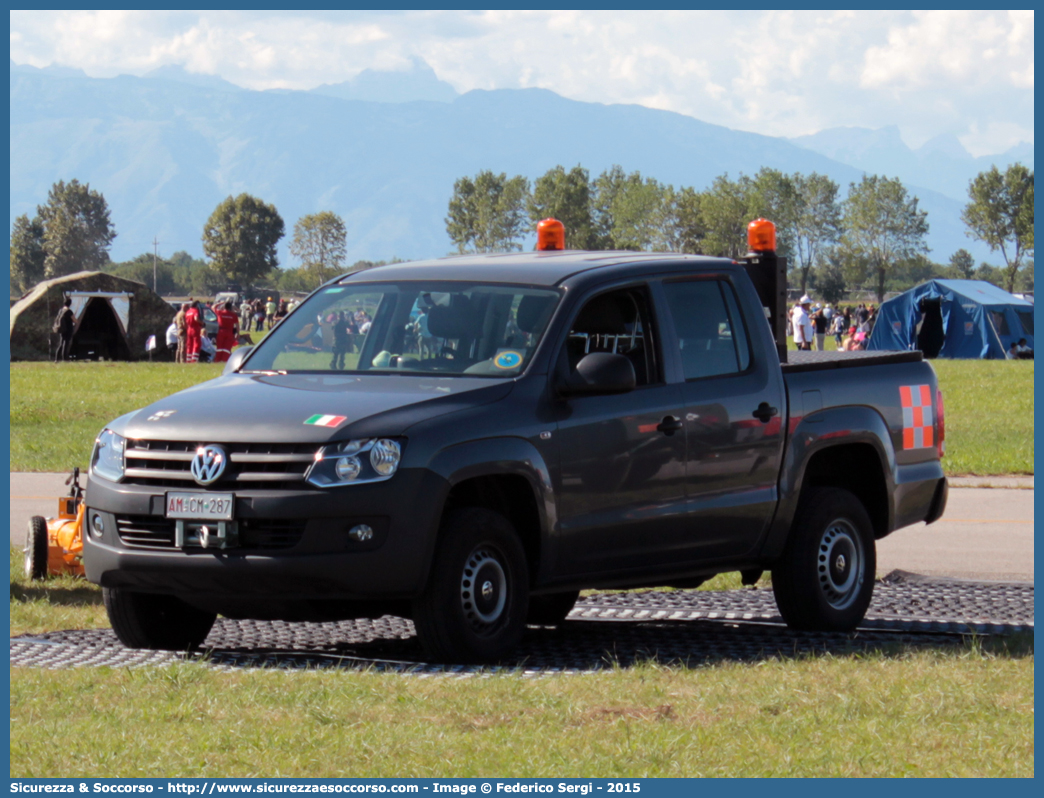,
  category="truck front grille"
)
[116,515,306,551]
[123,440,318,490]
